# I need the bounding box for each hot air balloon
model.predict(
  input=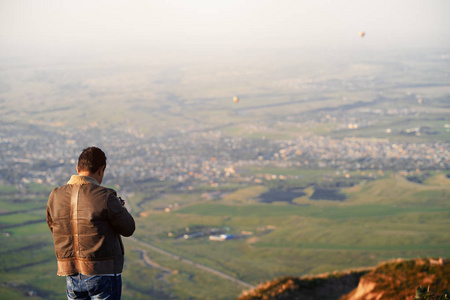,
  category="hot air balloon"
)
[359,31,365,38]
[233,96,239,104]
